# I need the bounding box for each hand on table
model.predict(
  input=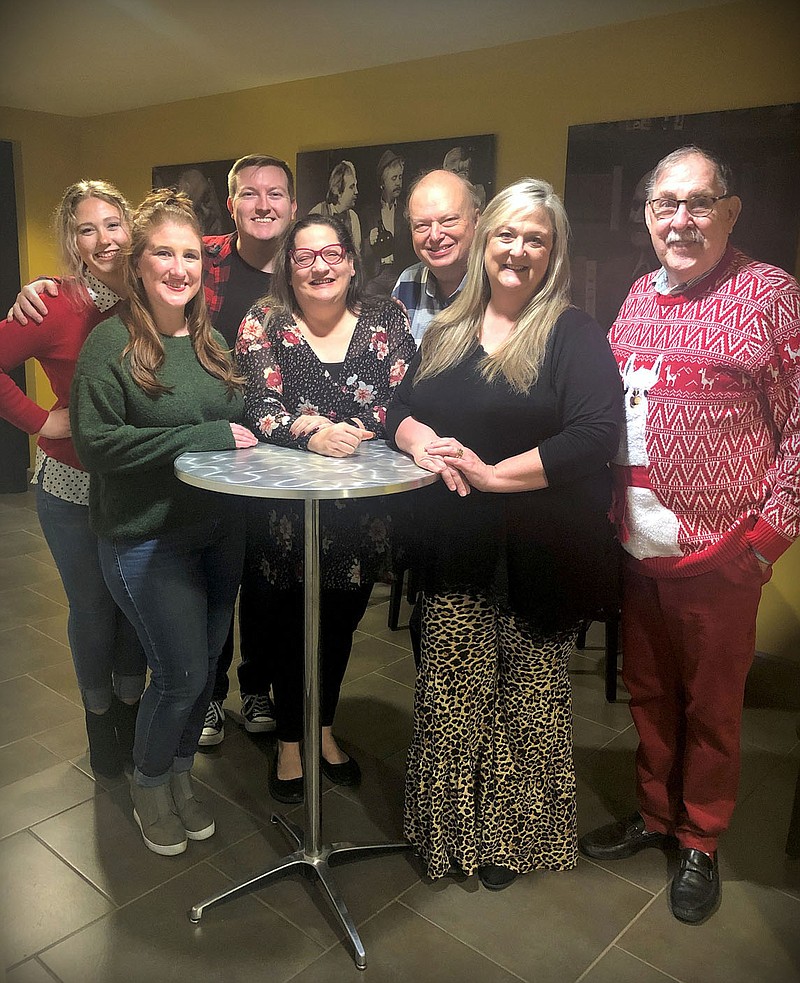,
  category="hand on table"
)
[290,414,334,438]
[308,421,373,458]
[230,423,258,448]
